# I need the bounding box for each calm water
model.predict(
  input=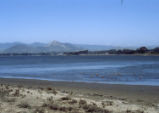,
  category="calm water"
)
[0,56,159,86]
